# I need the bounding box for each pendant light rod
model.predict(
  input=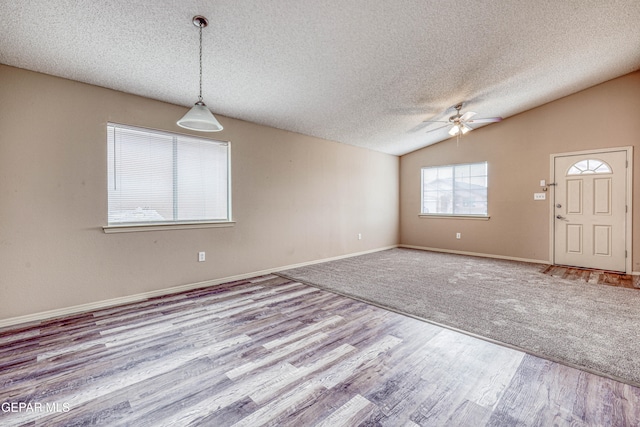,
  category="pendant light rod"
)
[193,15,208,102]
